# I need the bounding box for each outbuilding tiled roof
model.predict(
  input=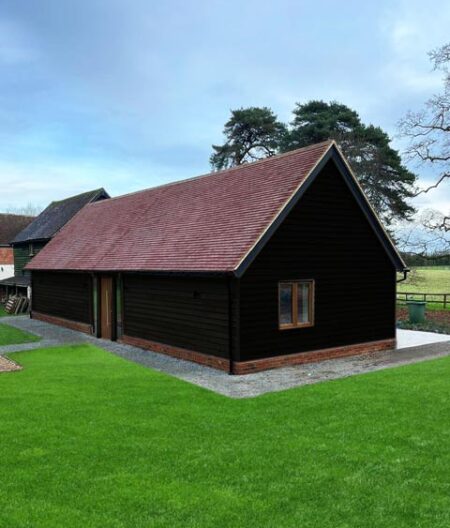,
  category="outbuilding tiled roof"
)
[26,141,406,273]
[26,142,333,272]
[12,188,109,244]
[0,214,34,246]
